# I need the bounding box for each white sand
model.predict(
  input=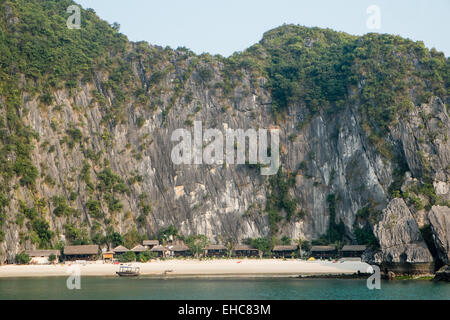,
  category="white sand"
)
[0,259,371,278]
